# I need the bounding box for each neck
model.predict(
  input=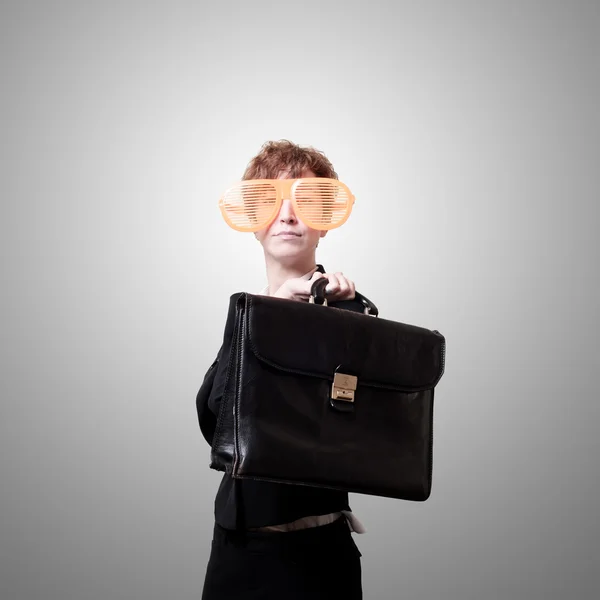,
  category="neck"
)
[262,252,318,296]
